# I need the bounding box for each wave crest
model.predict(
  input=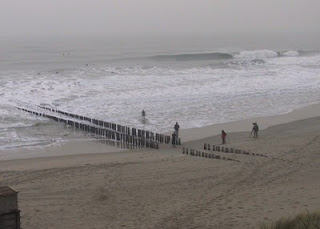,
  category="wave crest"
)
[282,51,299,57]
[234,50,279,60]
